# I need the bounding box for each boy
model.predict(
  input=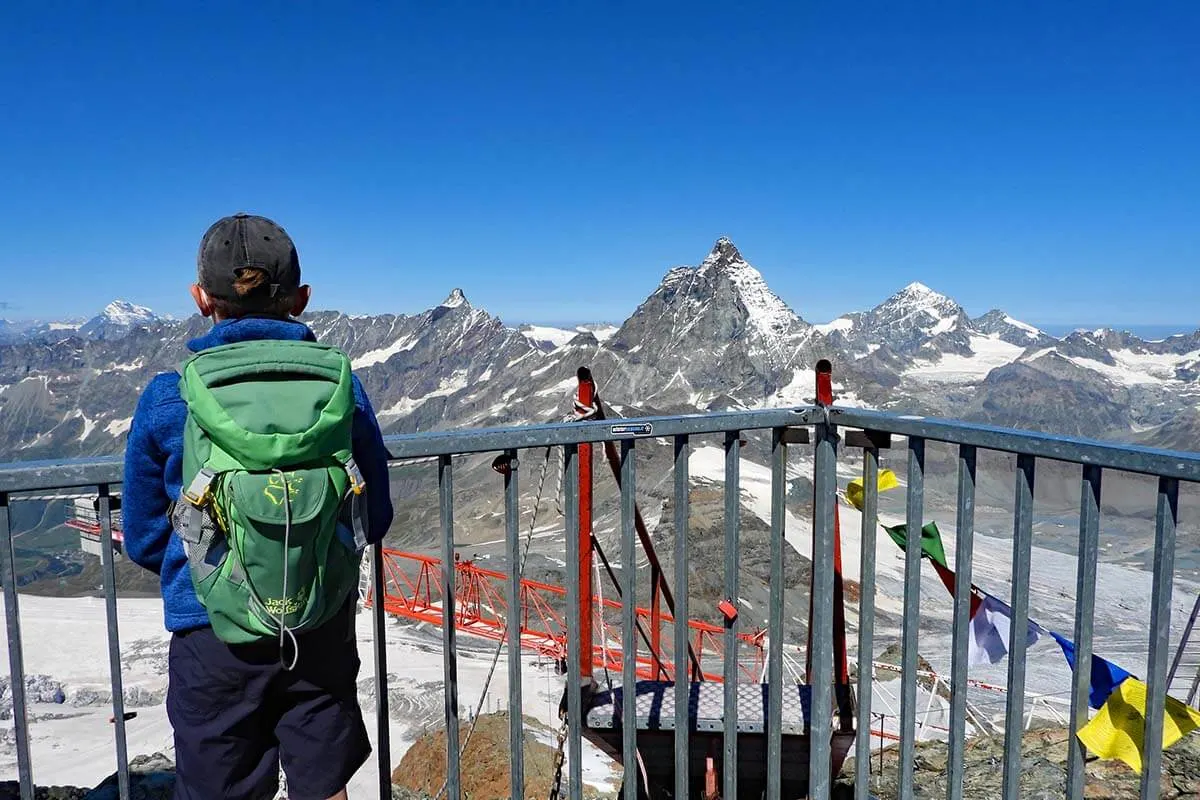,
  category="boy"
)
[123,213,394,800]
